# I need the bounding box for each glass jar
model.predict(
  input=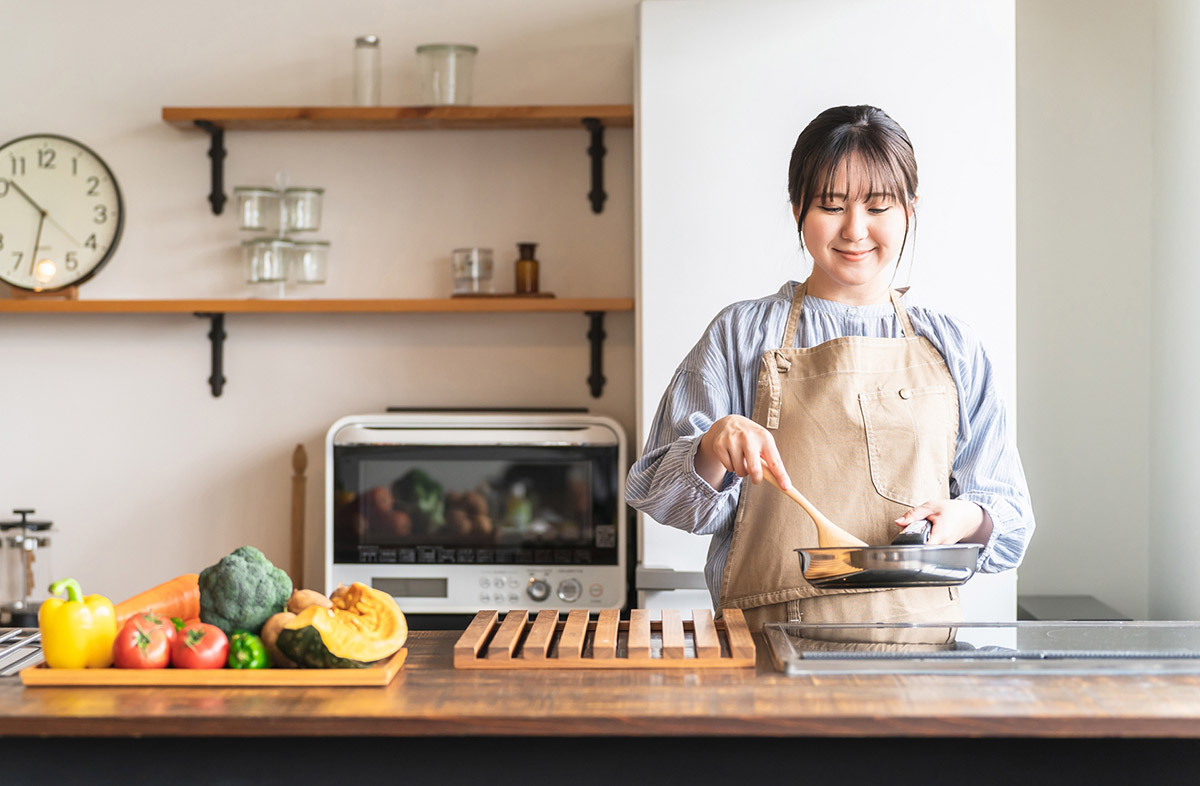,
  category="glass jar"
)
[353,35,381,106]
[242,238,291,283]
[289,240,330,284]
[452,247,494,294]
[283,187,324,232]
[514,242,539,295]
[416,44,478,106]
[233,187,279,232]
